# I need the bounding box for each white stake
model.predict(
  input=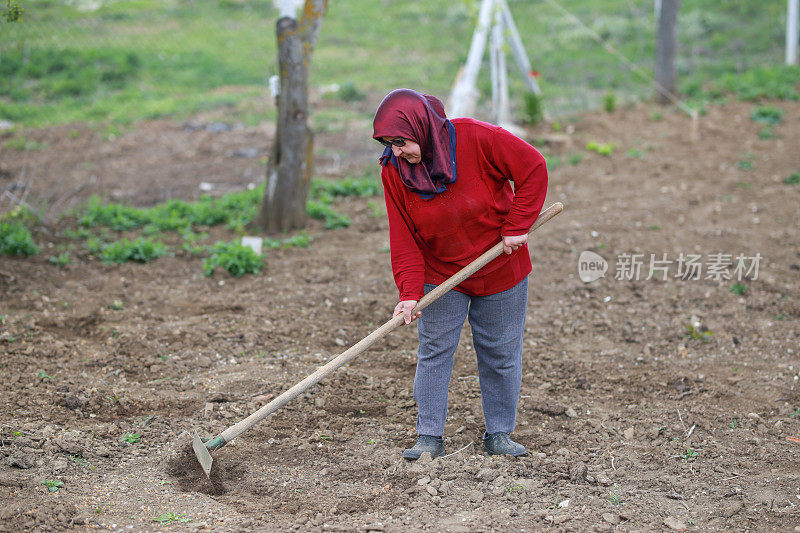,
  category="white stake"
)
[788,0,799,65]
